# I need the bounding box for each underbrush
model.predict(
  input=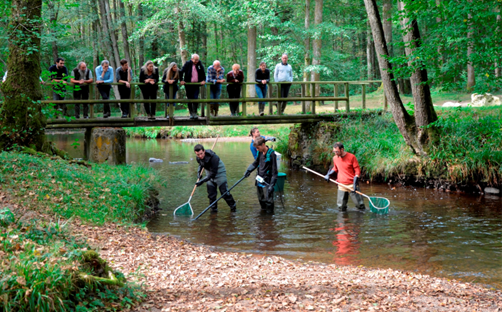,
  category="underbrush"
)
[0,152,162,225]
[125,124,292,139]
[0,208,144,311]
